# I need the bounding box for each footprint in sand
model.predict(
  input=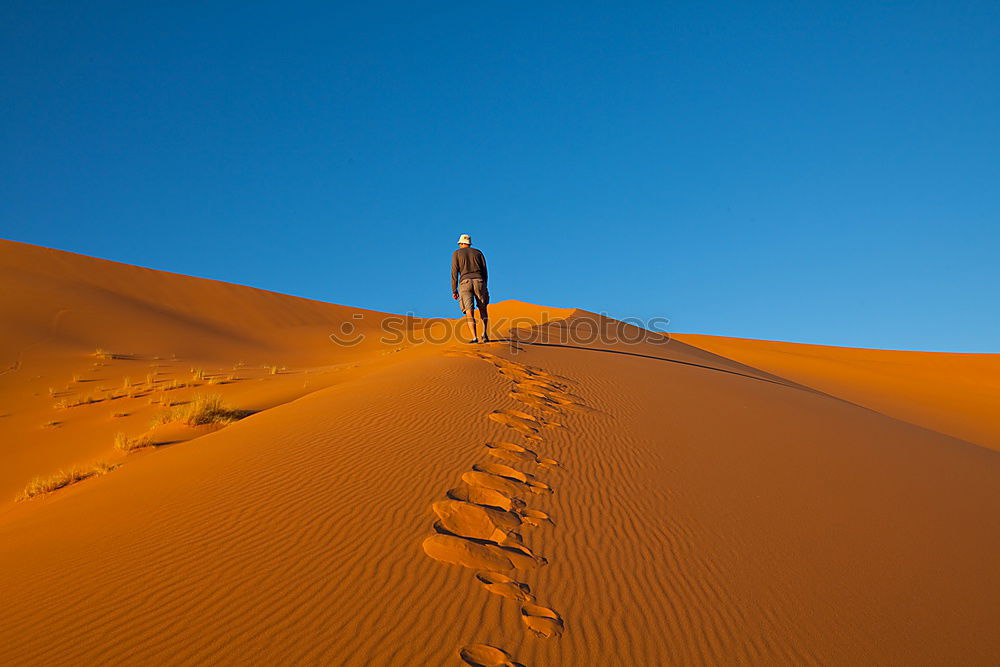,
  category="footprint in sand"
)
[459,644,525,667]
[432,499,521,542]
[518,508,554,527]
[510,385,550,398]
[475,571,534,602]
[541,393,593,414]
[447,485,522,512]
[536,416,565,430]
[526,368,575,385]
[520,603,564,638]
[518,384,591,411]
[508,390,561,412]
[511,381,569,396]
[496,367,530,380]
[484,442,560,469]
[521,393,587,415]
[484,441,537,463]
[422,534,546,570]
[473,462,531,482]
[471,464,552,494]
[462,470,532,498]
[487,410,541,438]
